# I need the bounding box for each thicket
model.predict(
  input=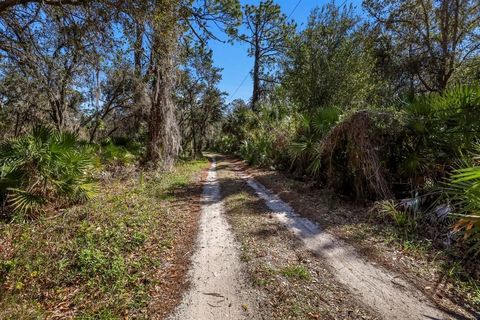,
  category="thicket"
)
[0,0,235,218]
[218,87,480,301]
